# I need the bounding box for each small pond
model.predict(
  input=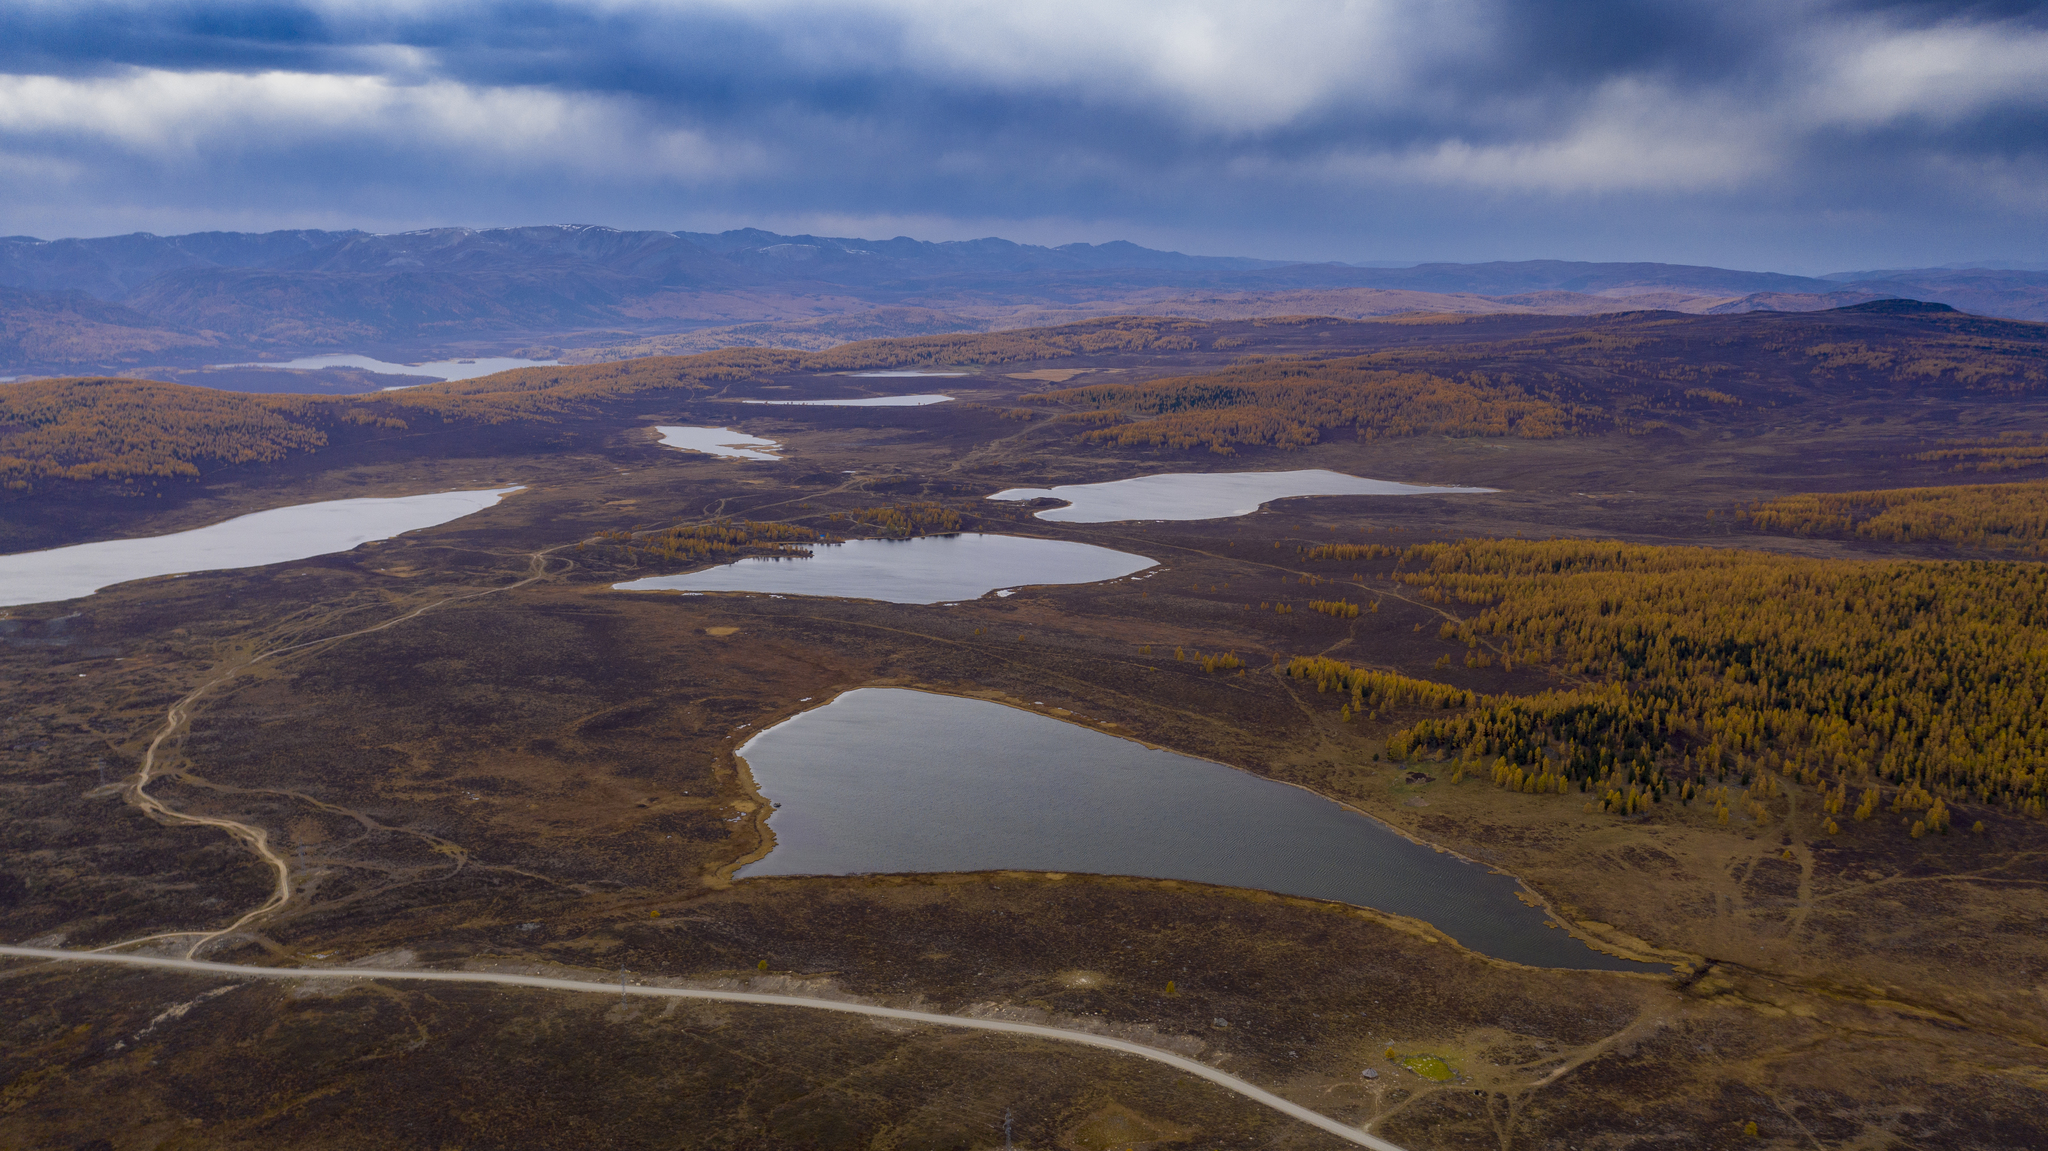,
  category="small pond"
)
[990,469,1495,522]
[0,487,522,608]
[742,394,954,407]
[614,533,1153,604]
[737,689,1664,973]
[655,426,785,460]
[213,354,558,383]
